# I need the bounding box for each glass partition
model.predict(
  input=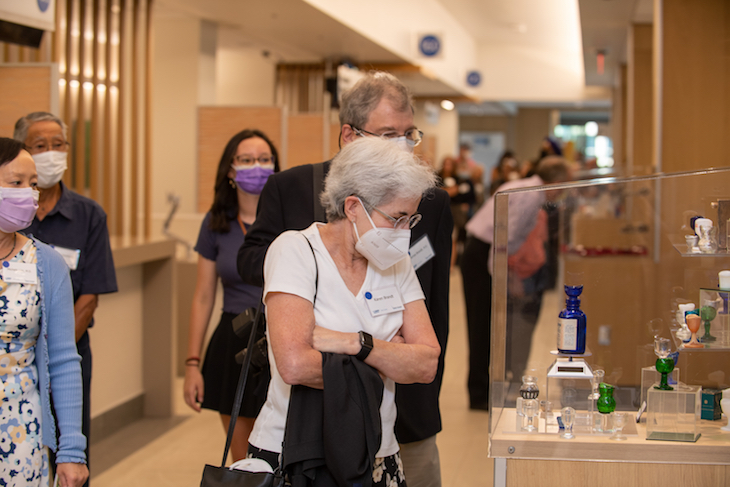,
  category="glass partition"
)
[488,167,730,461]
